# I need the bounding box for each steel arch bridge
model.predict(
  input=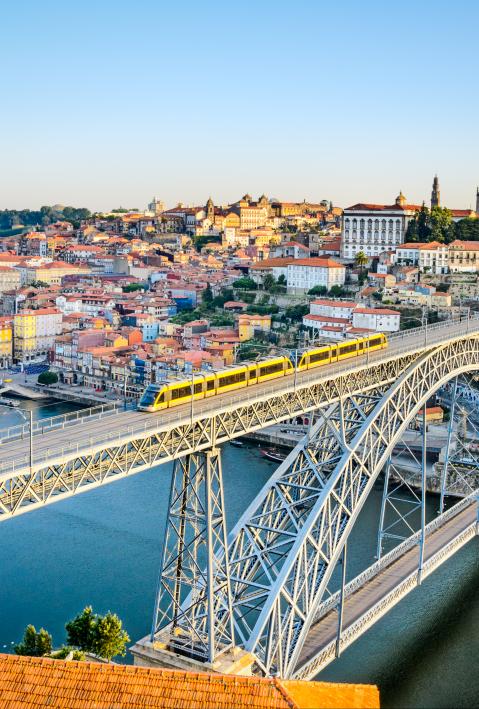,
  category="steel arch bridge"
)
[148,329,479,678]
[1,320,479,679]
